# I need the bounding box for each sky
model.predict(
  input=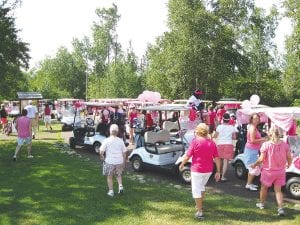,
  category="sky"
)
[14,0,292,69]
